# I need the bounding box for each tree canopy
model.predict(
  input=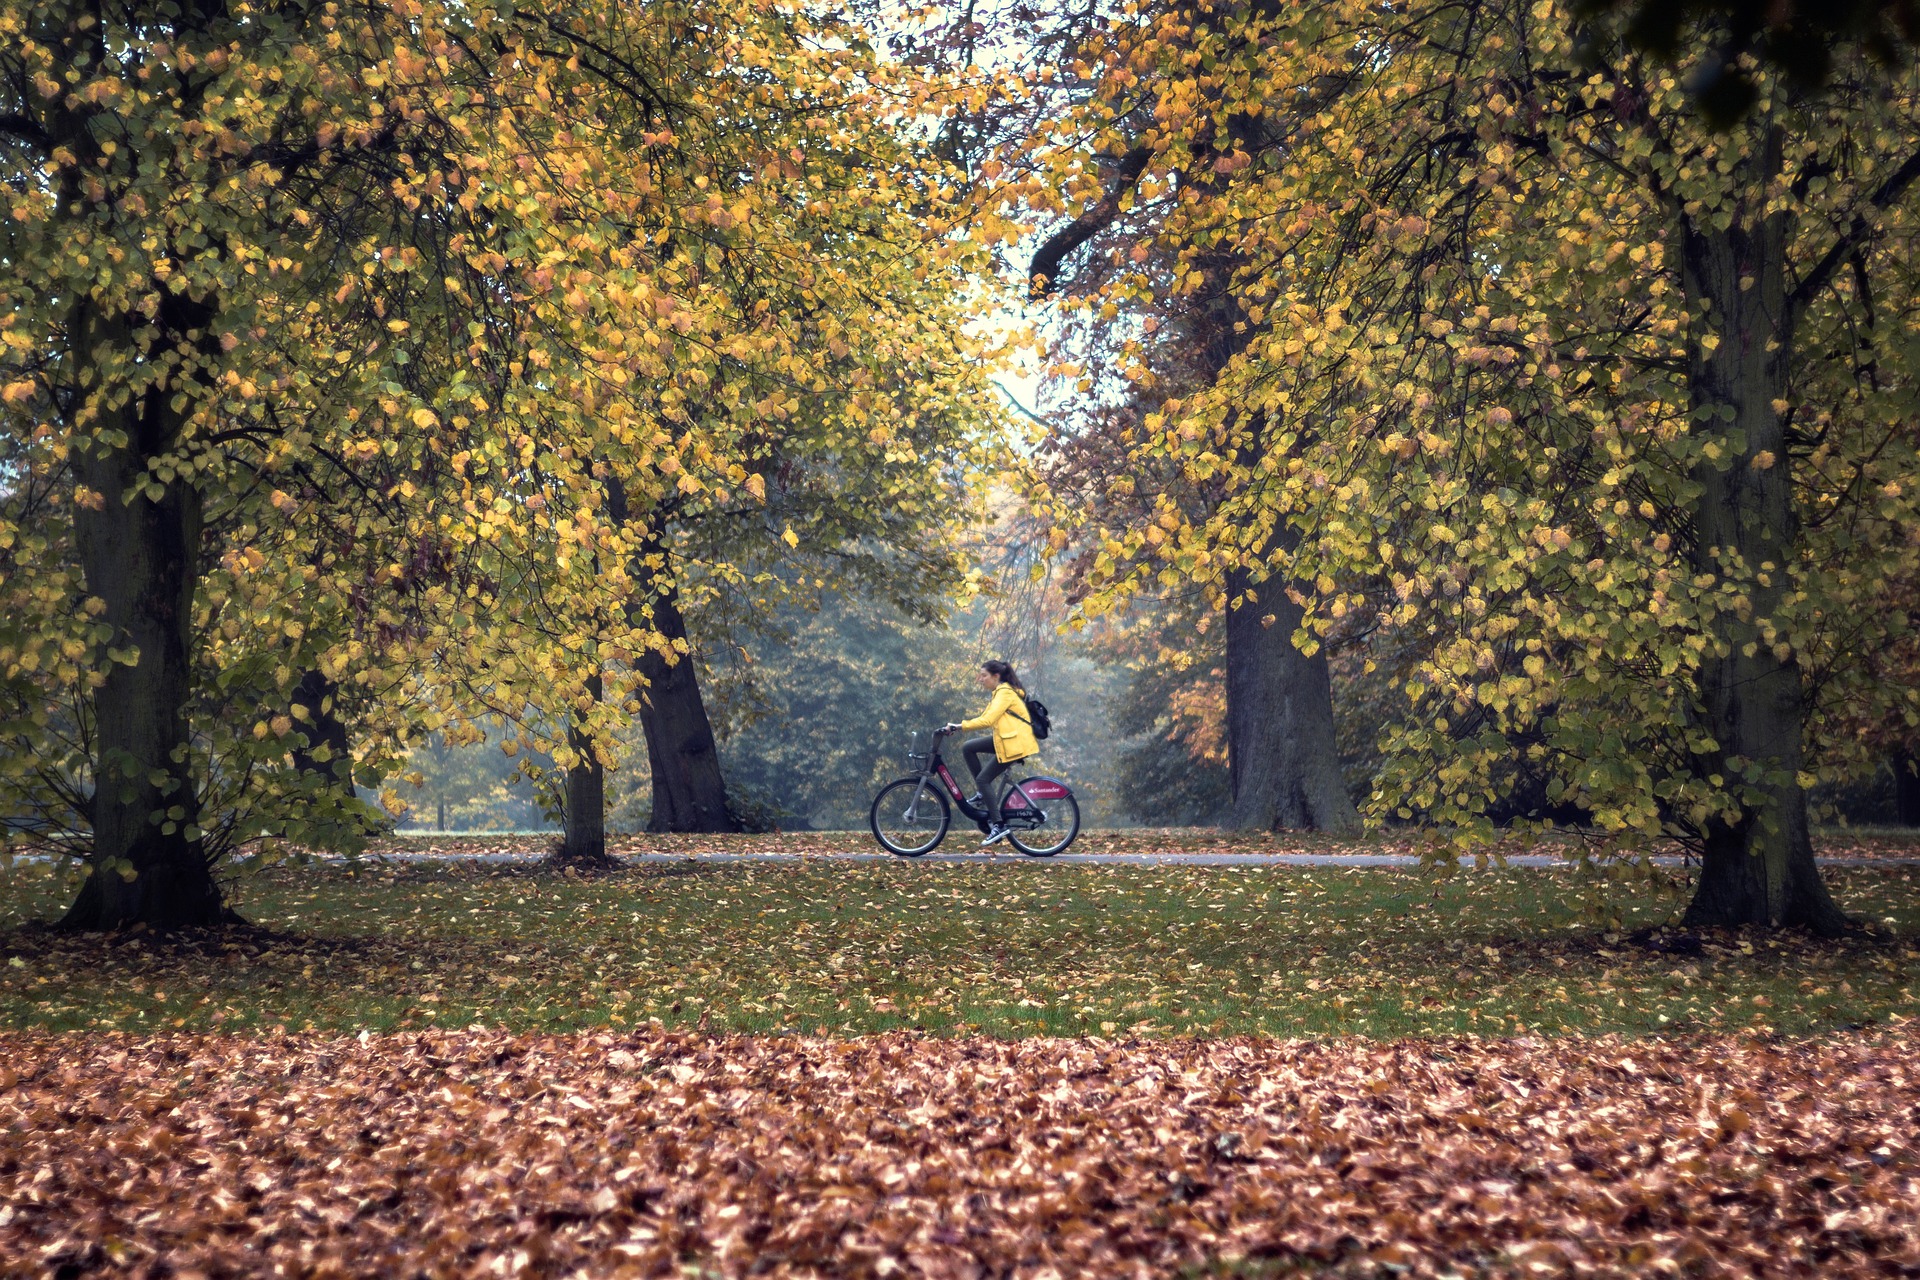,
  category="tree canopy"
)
[6,0,1920,933]
[1015,0,1920,928]
[1,0,1007,924]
